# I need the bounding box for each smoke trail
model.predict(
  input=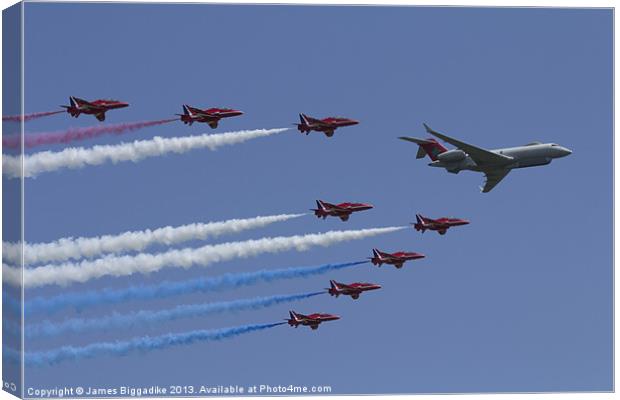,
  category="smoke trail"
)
[23,261,366,315]
[3,110,64,122]
[4,227,403,288]
[25,292,323,339]
[2,128,289,179]
[23,322,285,366]
[4,213,305,265]
[2,119,178,149]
